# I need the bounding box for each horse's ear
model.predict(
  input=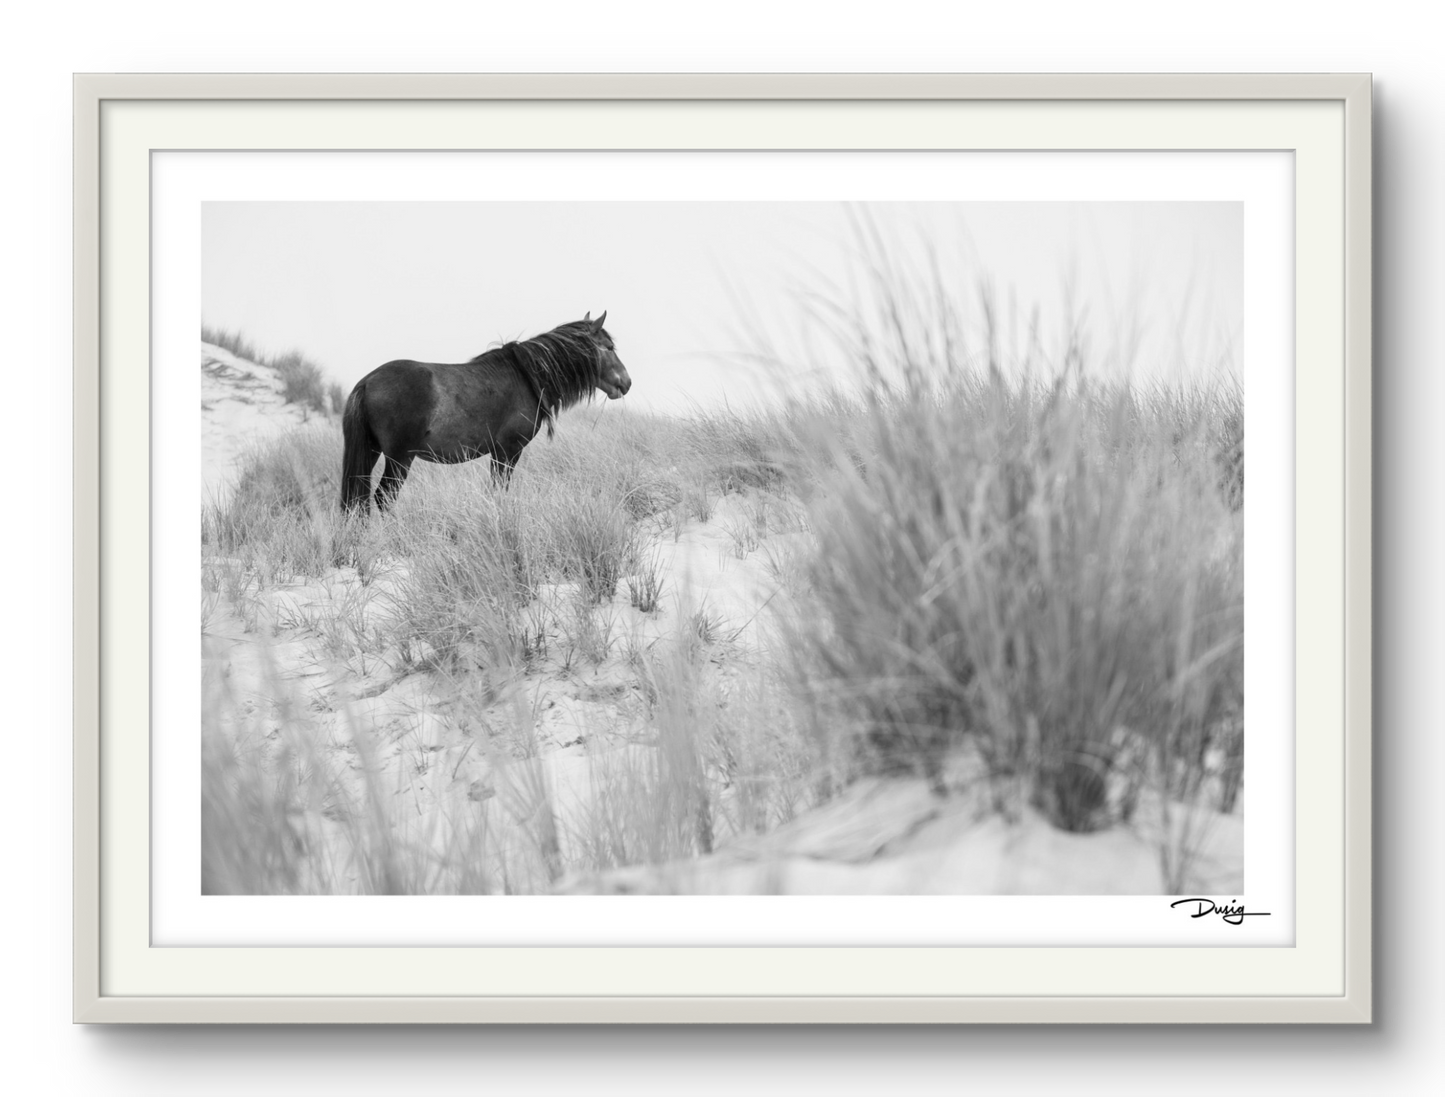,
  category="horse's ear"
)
[592,310,607,331]
[583,311,592,322]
